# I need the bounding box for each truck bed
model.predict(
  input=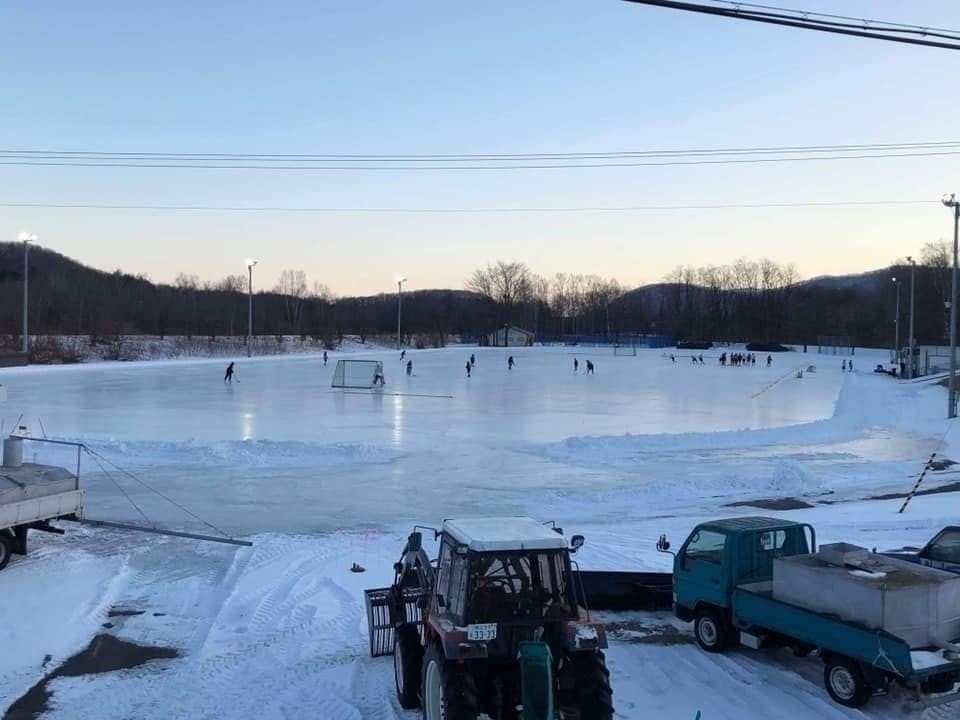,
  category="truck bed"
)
[735,582,960,680]
[0,463,82,529]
